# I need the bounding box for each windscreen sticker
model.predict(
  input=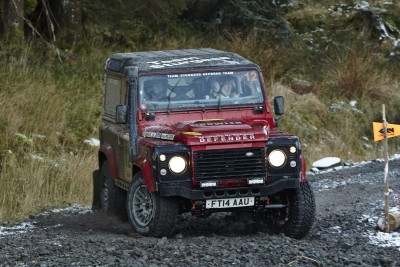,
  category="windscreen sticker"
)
[167,71,233,78]
[143,132,175,140]
[147,57,239,69]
